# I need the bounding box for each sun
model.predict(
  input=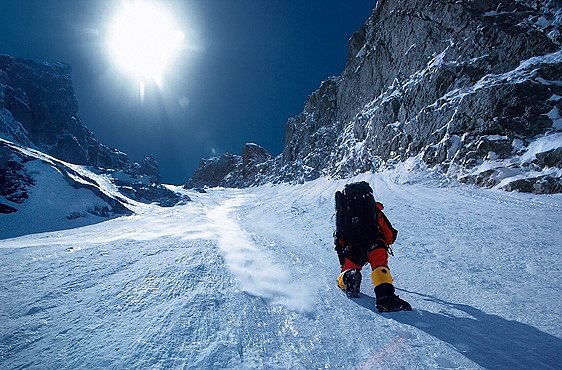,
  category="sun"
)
[107,1,184,88]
